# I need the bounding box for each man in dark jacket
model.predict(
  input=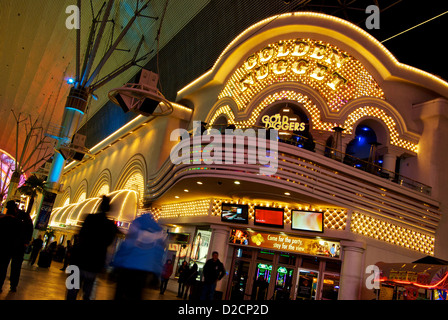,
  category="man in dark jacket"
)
[29,235,44,266]
[200,251,226,300]
[66,196,118,300]
[10,208,34,291]
[0,201,22,293]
